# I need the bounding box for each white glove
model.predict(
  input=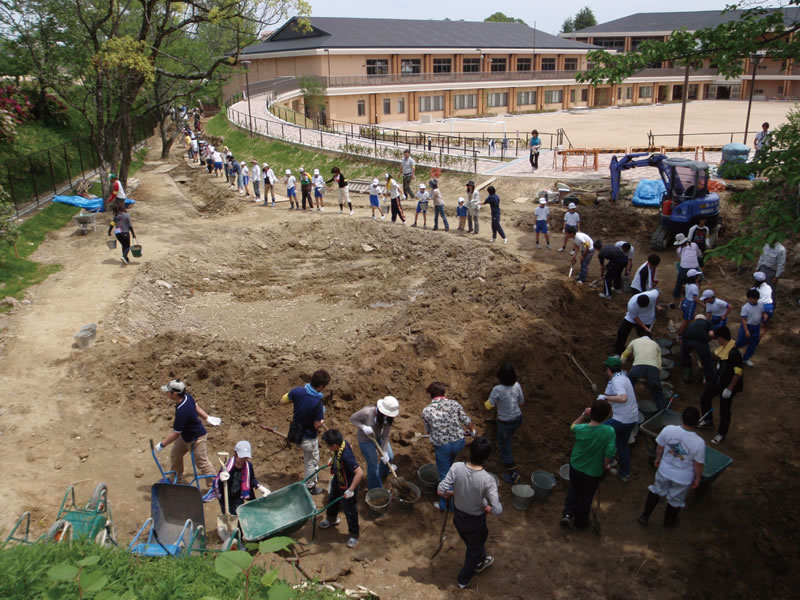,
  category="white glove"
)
[721,388,732,399]
[389,464,397,474]
[361,425,374,437]
[154,442,164,453]
[206,416,222,427]
[344,489,354,499]
[257,485,271,497]
[596,394,606,402]
[380,453,390,465]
